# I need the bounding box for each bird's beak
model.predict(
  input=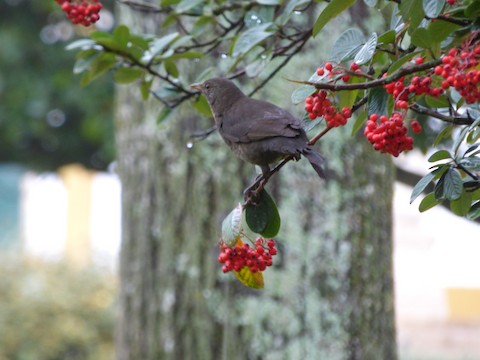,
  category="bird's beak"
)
[190,82,202,91]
